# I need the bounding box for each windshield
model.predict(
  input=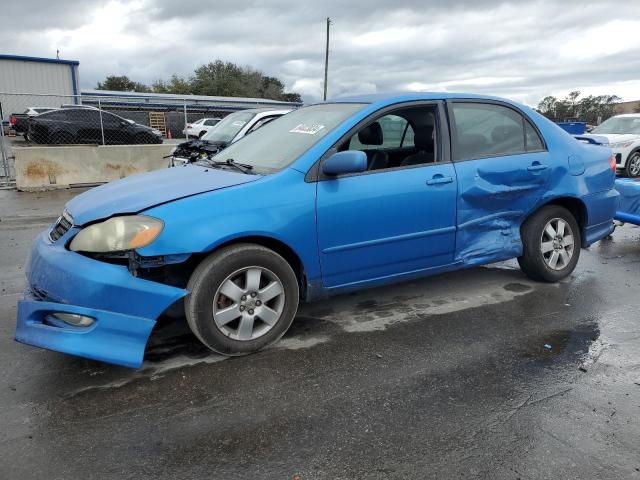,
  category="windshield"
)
[201,111,257,144]
[592,116,640,135]
[213,103,366,173]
